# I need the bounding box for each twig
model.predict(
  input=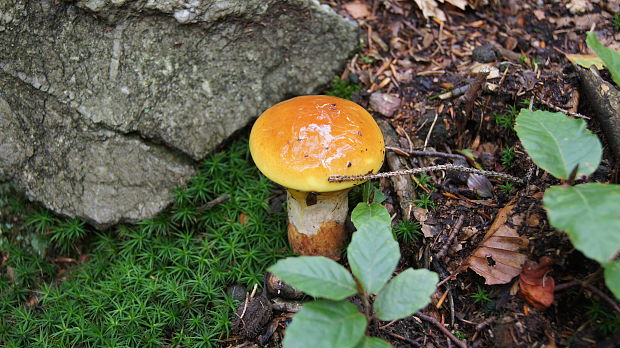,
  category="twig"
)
[382,330,421,347]
[436,272,460,288]
[439,84,470,100]
[471,316,496,341]
[436,215,466,260]
[196,193,231,212]
[386,146,466,161]
[329,164,524,184]
[416,312,469,348]
[555,280,620,314]
[462,72,489,120]
[423,112,439,151]
[535,96,590,120]
[239,292,250,320]
[379,120,416,220]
